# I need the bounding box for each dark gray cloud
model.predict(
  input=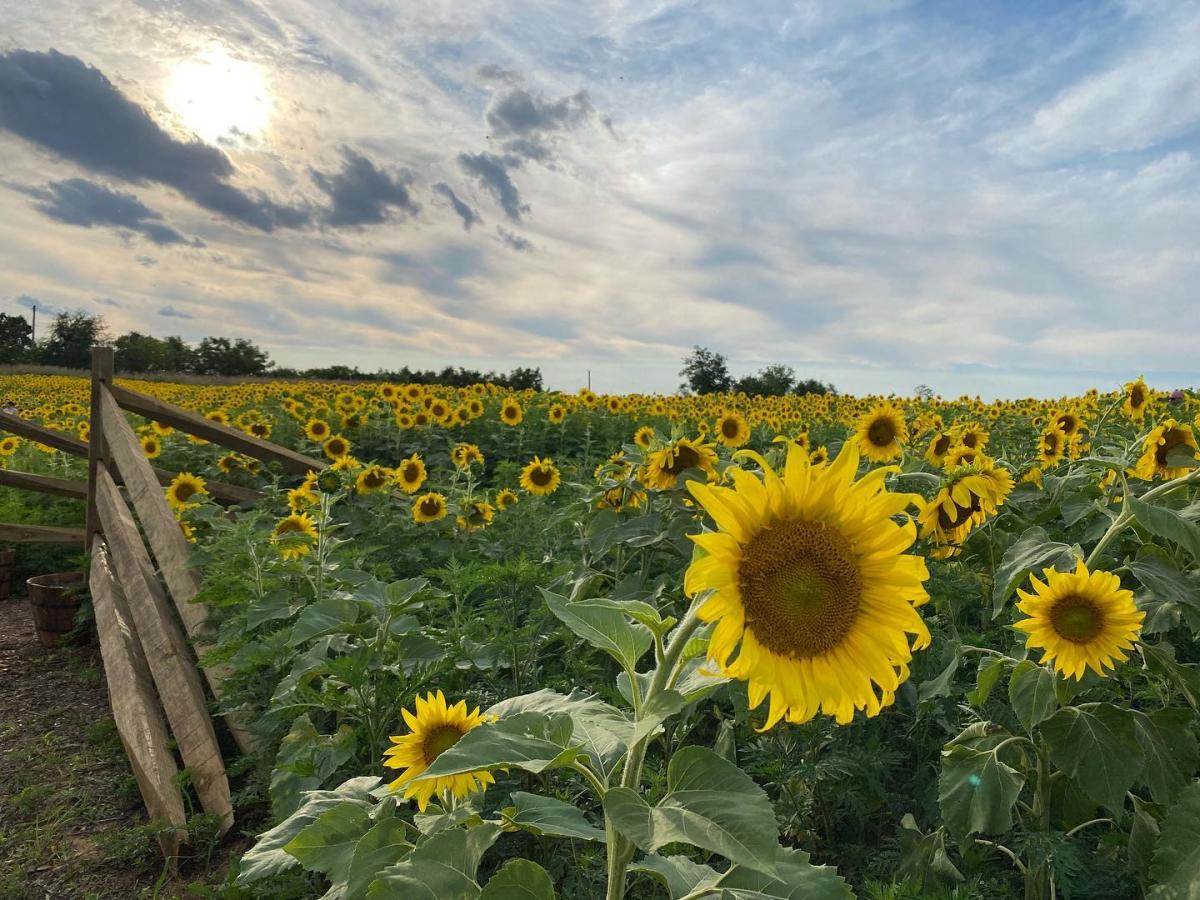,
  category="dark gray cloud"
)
[432,182,482,230]
[158,305,192,319]
[497,227,533,253]
[22,178,197,246]
[0,49,310,231]
[457,152,528,221]
[484,87,605,162]
[311,147,419,227]
[476,64,521,84]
